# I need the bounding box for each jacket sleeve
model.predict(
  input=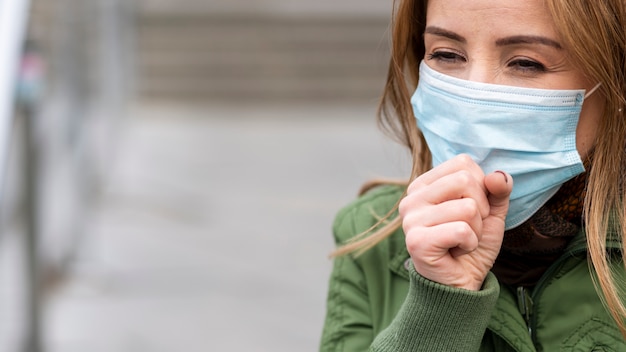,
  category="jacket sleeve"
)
[320,207,374,352]
[321,245,500,352]
[320,185,500,351]
[371,266,500,352]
